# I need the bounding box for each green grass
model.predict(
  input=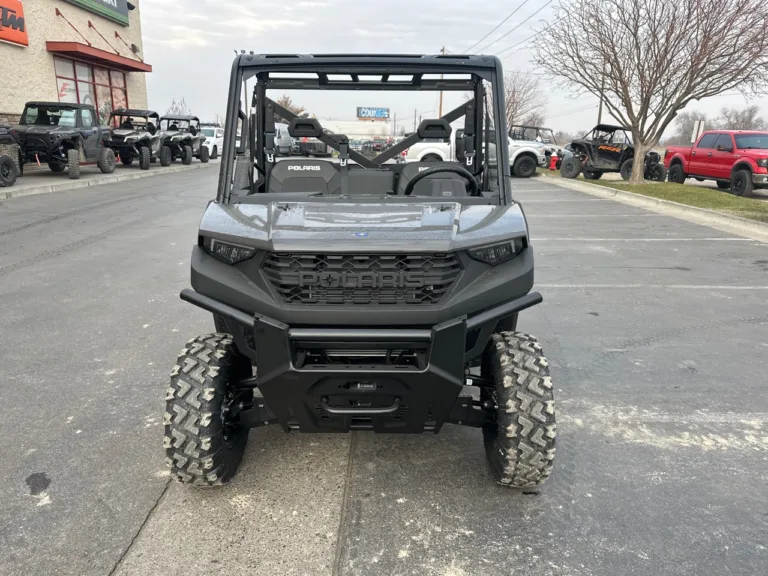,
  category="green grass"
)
[540,172,768,223]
